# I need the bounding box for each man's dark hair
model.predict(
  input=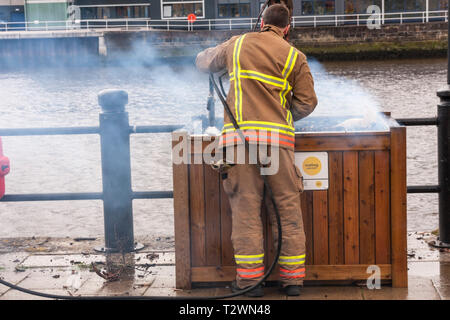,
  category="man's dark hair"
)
[263,3,290,28]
